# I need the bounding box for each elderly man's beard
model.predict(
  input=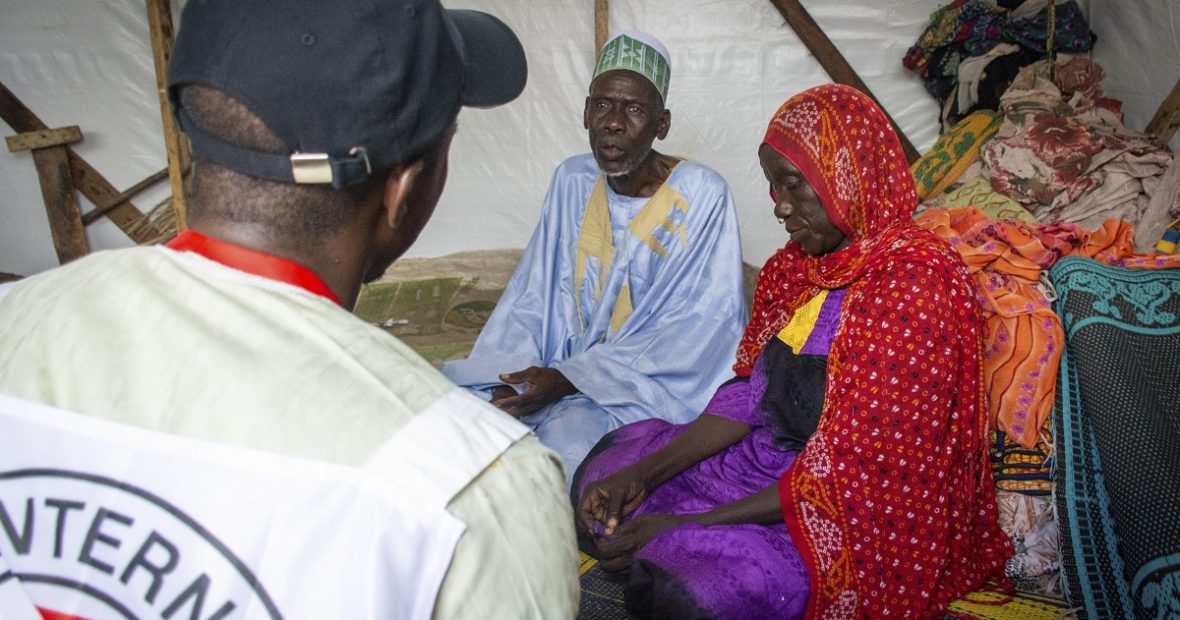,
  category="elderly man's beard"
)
[596,147,651,179]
